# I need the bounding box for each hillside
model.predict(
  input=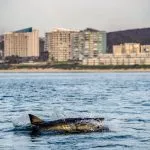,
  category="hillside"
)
[107,28,150,52]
